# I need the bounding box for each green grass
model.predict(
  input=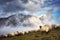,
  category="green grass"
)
[0,27,60,40]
